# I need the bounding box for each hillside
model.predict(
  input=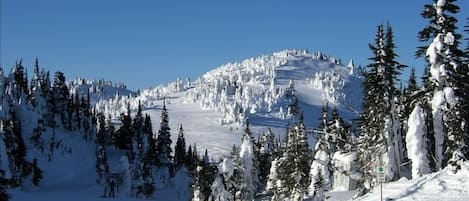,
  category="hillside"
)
[95,49,363,157]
